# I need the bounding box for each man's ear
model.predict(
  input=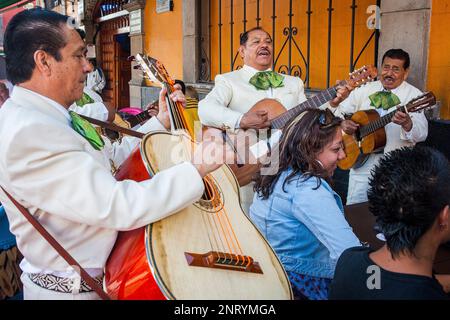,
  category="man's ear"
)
[33,50,52,77]
[403,67,410,81]
[437,205,449,231]
[239,45,245,59]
